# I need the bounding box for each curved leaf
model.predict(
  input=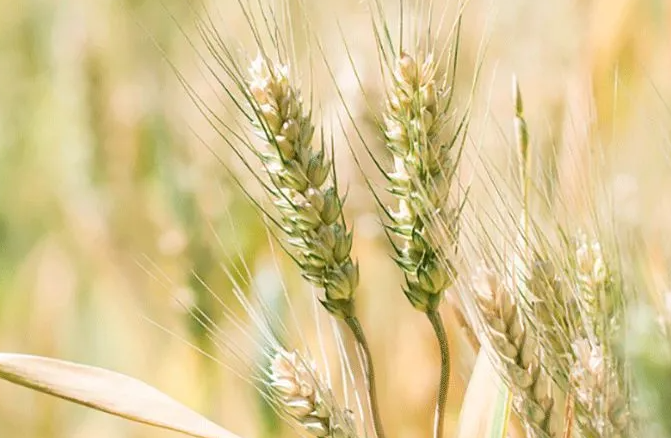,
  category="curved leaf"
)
[0,353,242,438]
